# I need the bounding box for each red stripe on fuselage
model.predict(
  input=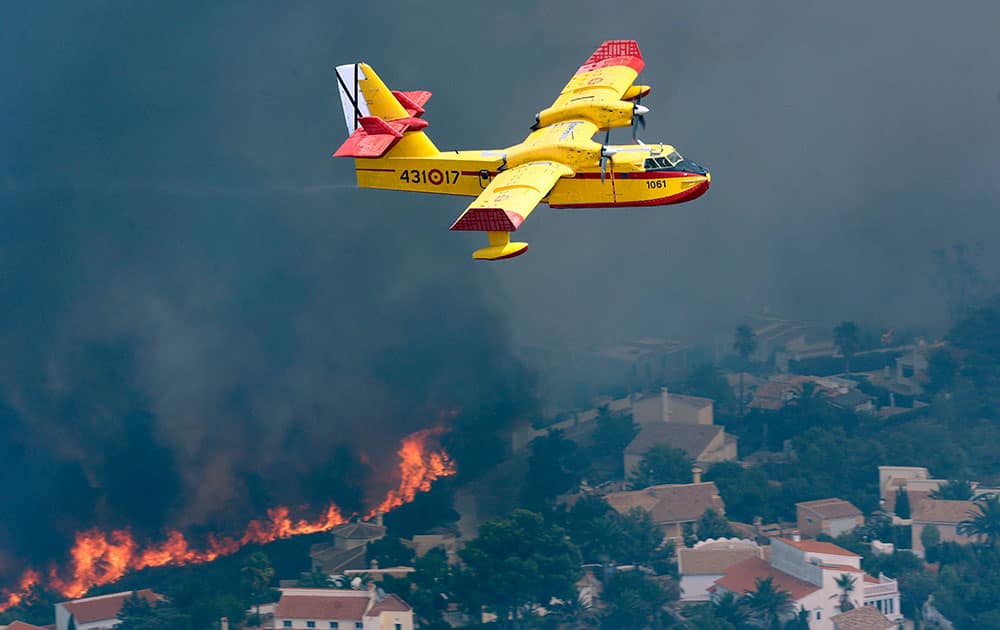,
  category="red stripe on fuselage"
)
[549,178,710,208]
